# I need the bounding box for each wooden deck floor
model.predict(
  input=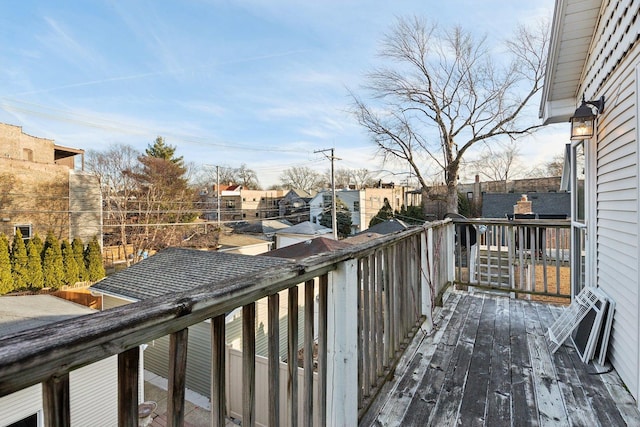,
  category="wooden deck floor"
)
[362,291,640,427]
